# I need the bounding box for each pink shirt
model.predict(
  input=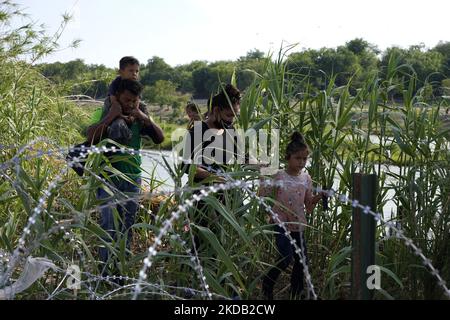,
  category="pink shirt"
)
[260,170,313,232]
